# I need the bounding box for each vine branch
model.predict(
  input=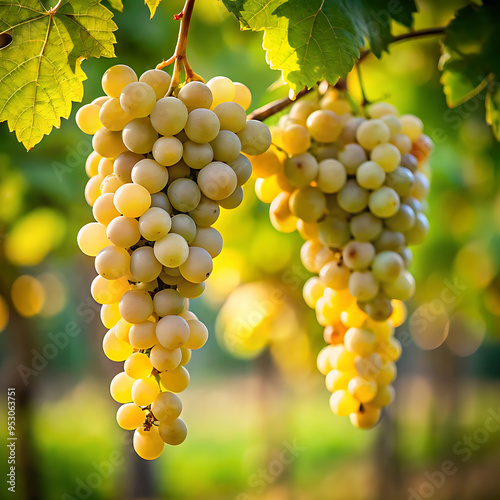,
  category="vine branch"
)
[250,26,446,122]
